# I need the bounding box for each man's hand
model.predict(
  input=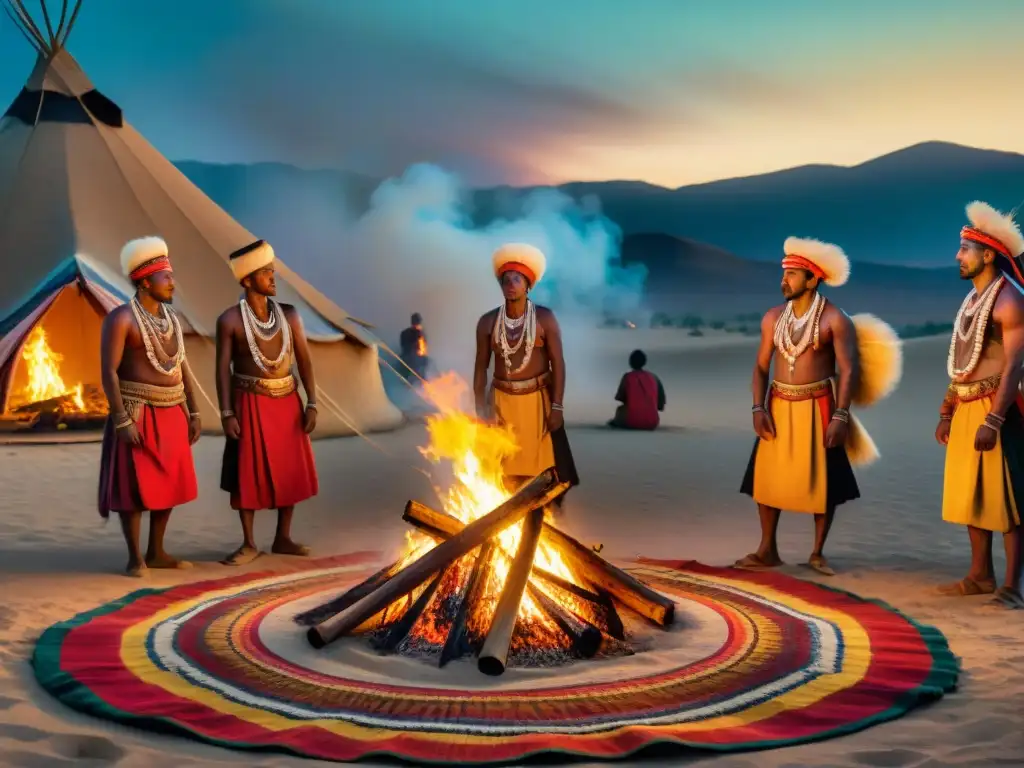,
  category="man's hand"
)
[824,417,849,448]
[753,410,775,441]
[116,423,141,445]
[547,408,564,432]
[975,423,998,452]
[222,415,241,440]
[303,406,317,434]
[935,418,951,445]
[188,415,201,445]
